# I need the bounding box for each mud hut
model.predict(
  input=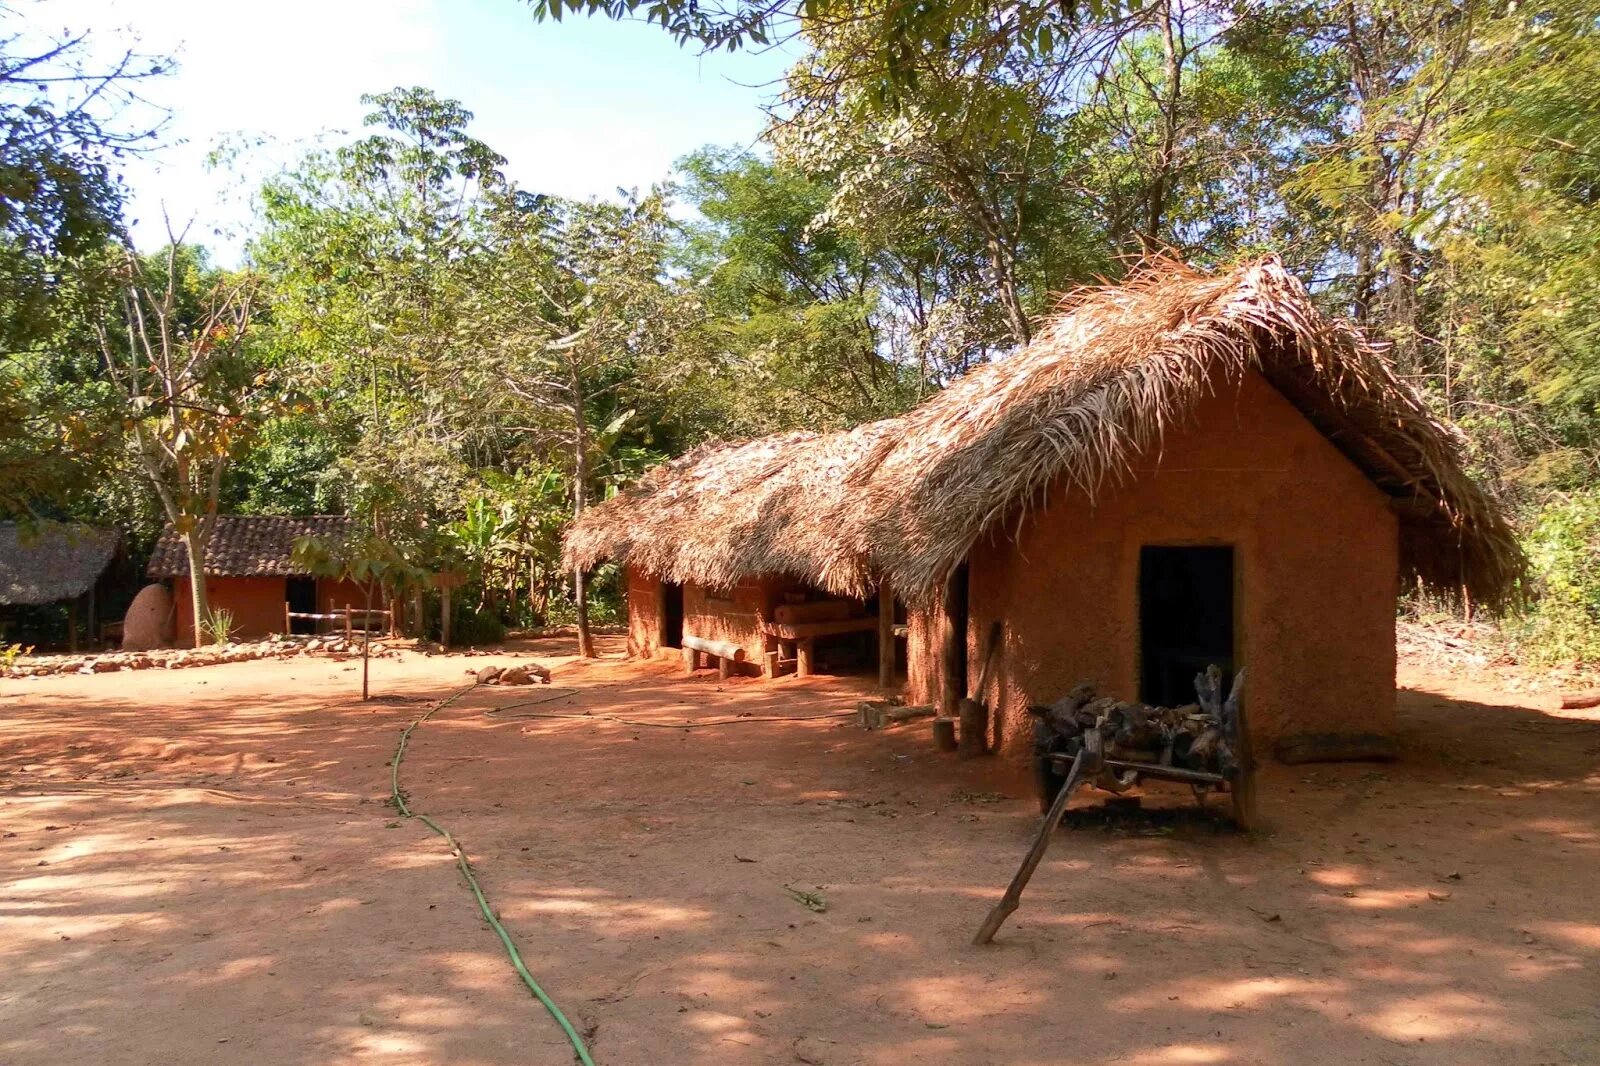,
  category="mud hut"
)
[147,516,365,643]
[0,522,120,650]
[565,258,1521,756]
